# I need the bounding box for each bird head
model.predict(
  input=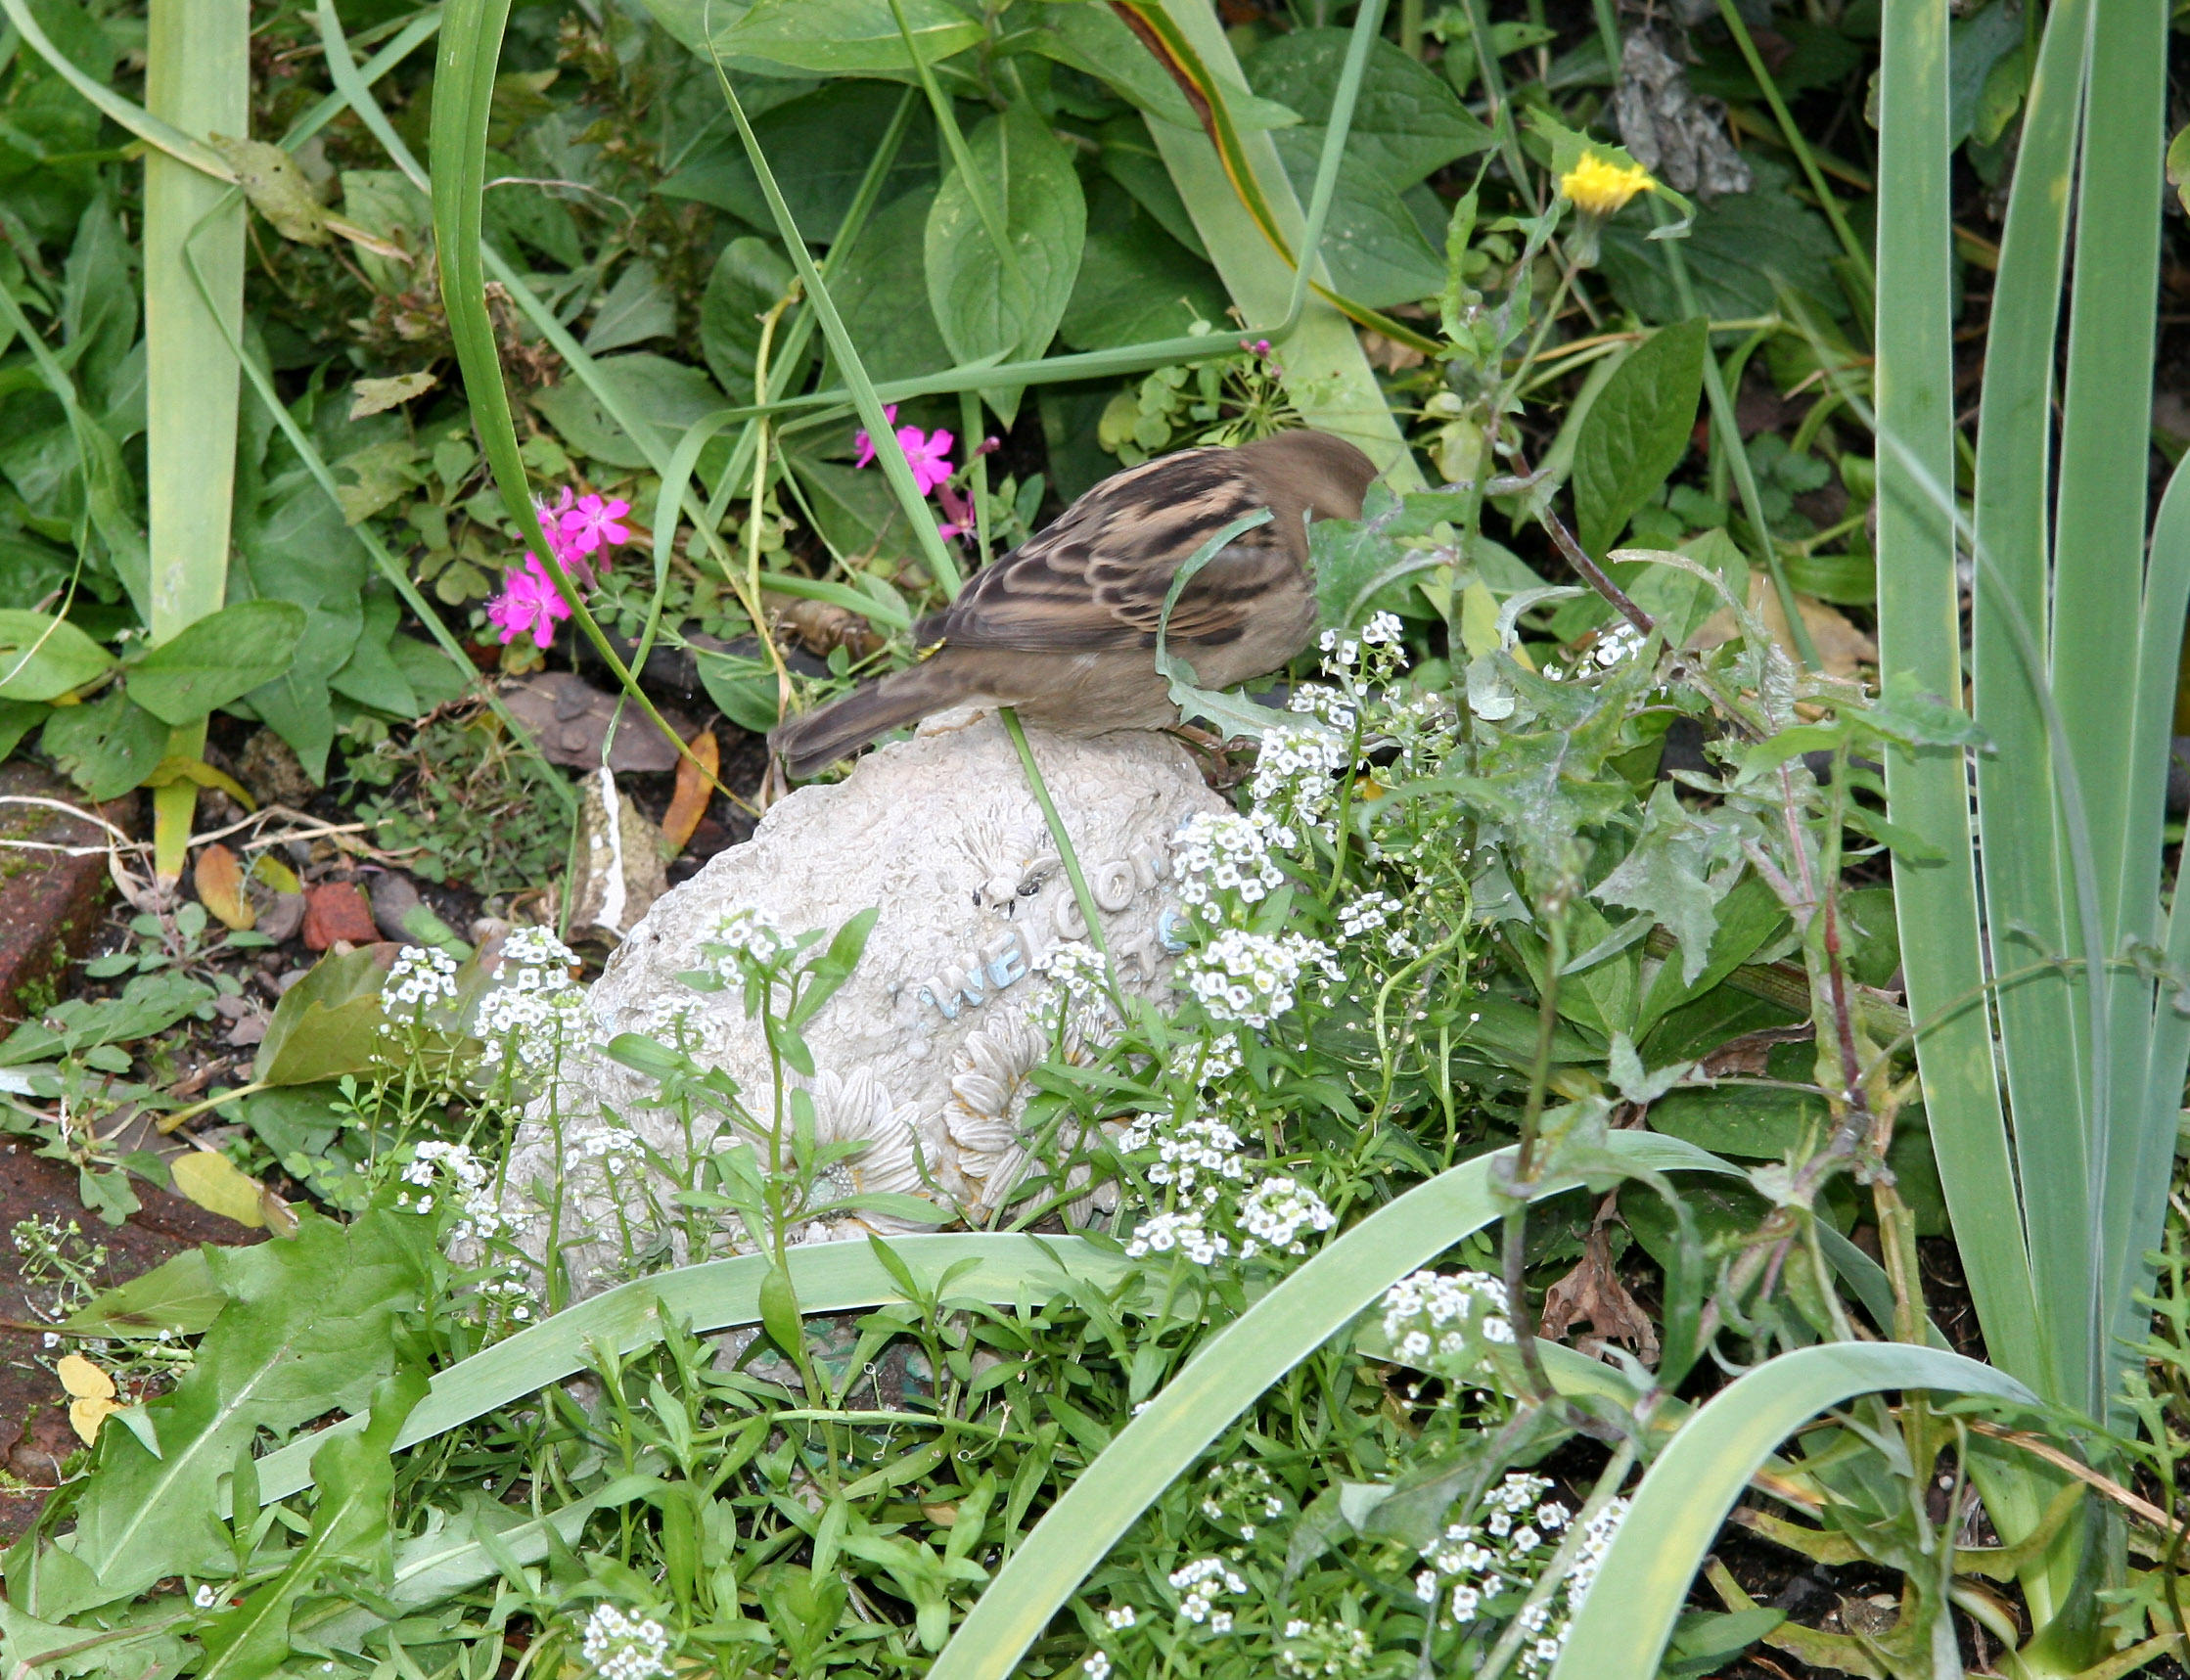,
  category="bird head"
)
[1236,430,1382,528]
